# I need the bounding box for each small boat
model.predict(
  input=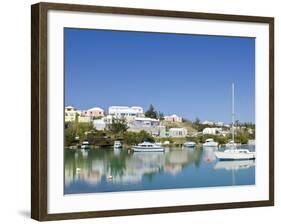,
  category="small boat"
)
[132,142,165,152]
[214,148,255,160]
[183,141,196,147]
[114,140,122,148]
[203,138,218,147]
[81,141,90,149]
